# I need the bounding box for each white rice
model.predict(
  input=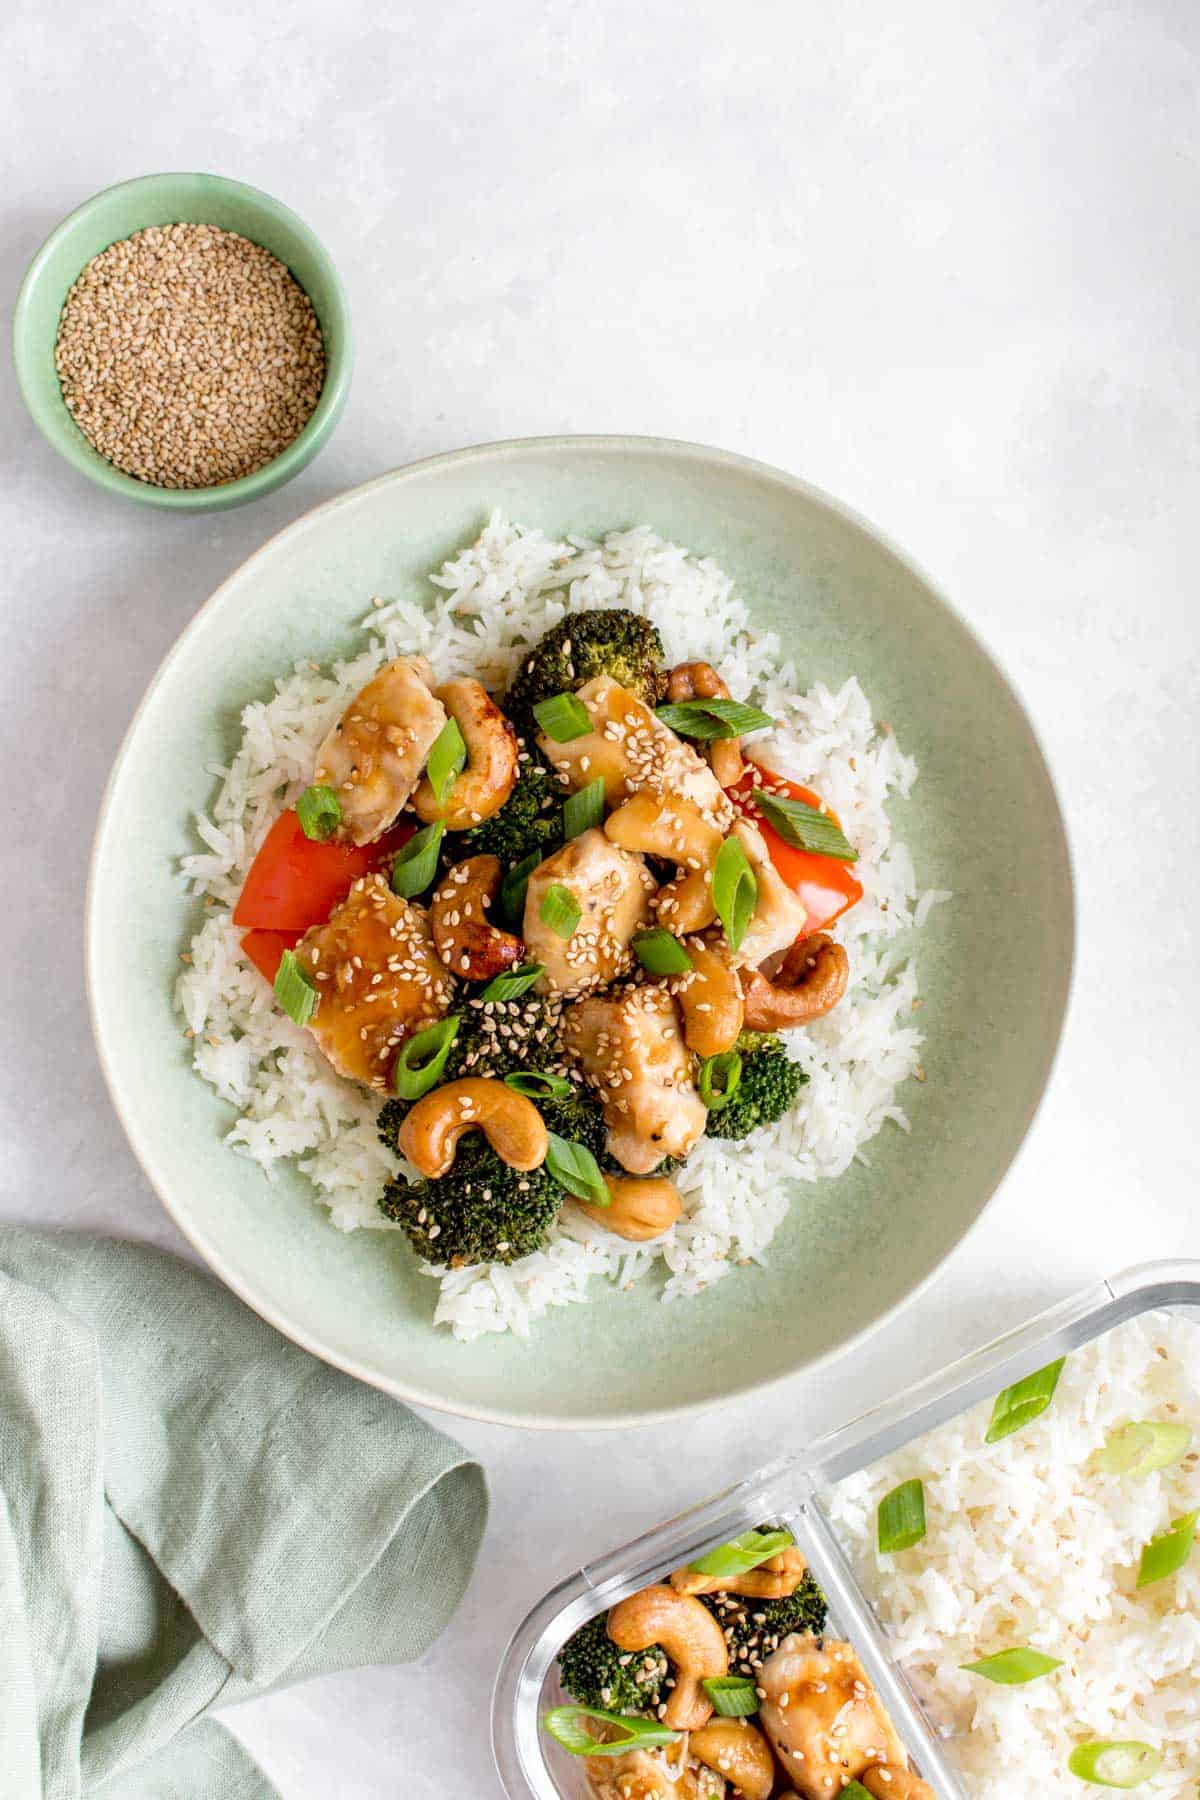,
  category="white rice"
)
[176,513,948,1339]
[823,1313,1200,1797]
